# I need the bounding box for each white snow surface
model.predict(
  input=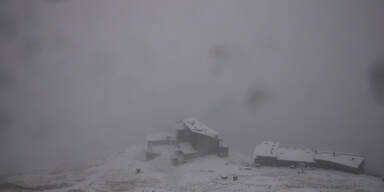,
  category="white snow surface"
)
[1,145,383,192]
